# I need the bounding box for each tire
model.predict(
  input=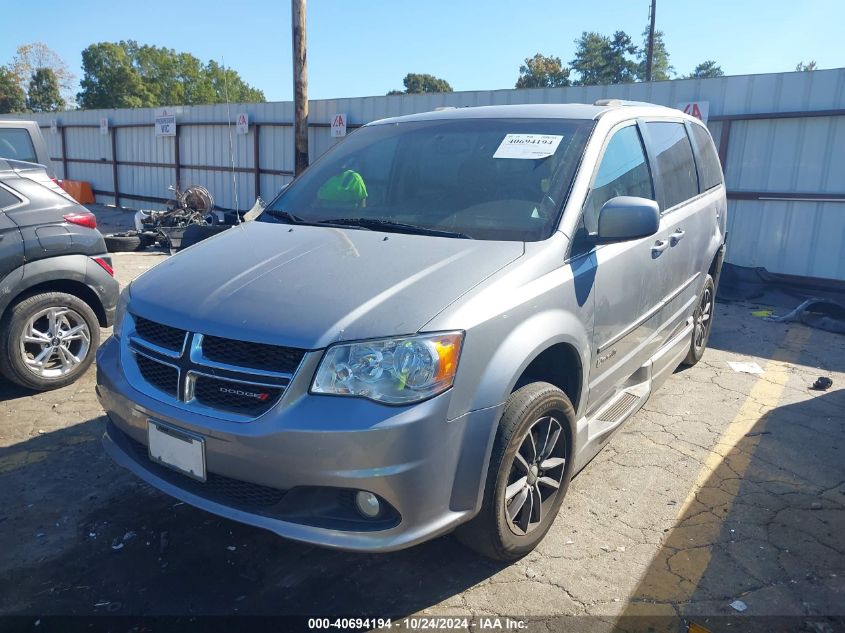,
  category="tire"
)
[682,274,715,367]
[104,232,144,252]
[0,292,101,391]
[455,382,576,561]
